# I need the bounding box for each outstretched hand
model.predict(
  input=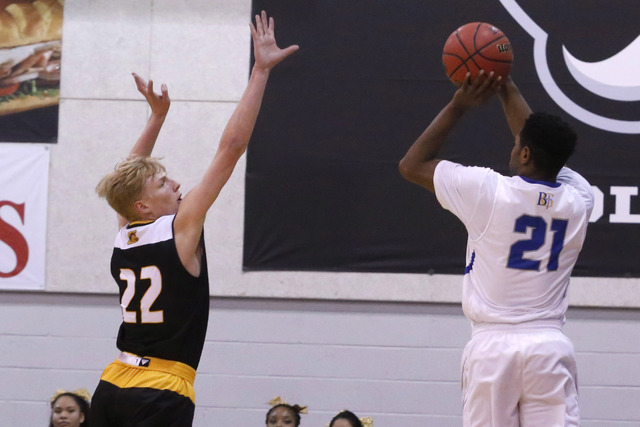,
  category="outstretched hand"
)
[132,72,170,116]
[250,10,299,71]
[452,70,502,111]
